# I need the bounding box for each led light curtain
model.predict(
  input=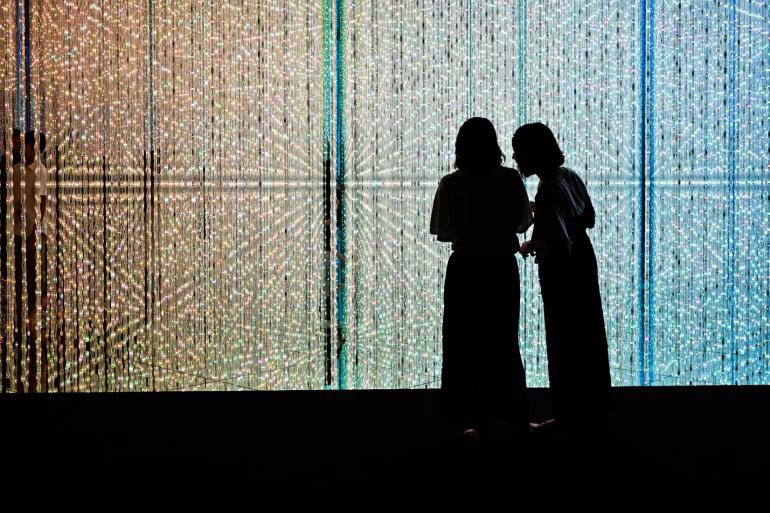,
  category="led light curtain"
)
[1,1,768,392]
